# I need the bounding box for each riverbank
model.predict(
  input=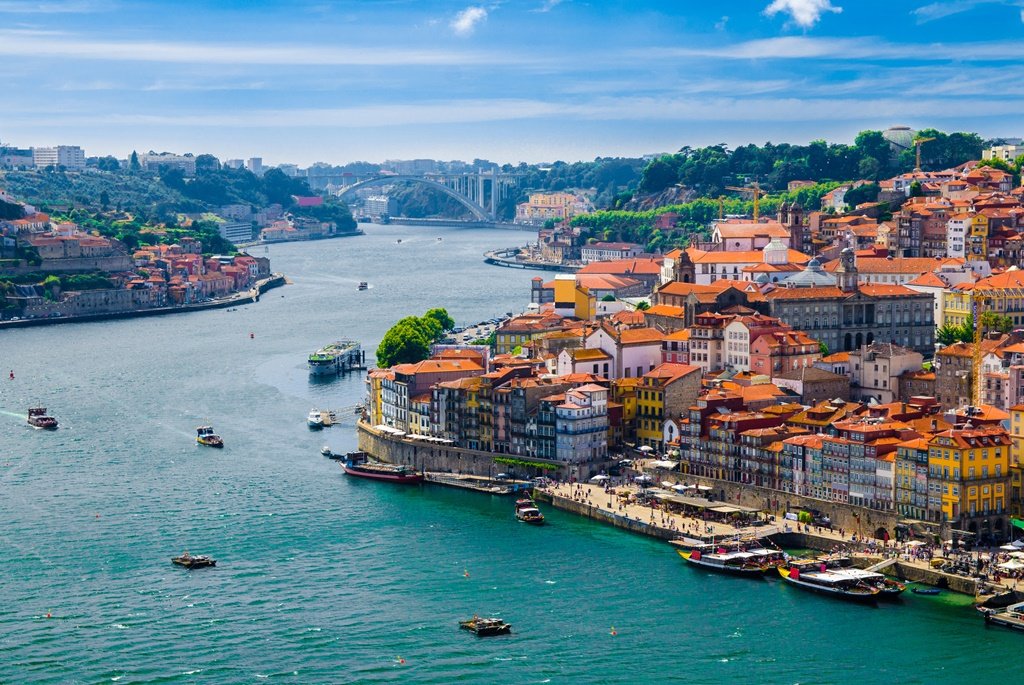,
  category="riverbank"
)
[0,273,285,329]
[483,247,580,272]
[235,229,363,249]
